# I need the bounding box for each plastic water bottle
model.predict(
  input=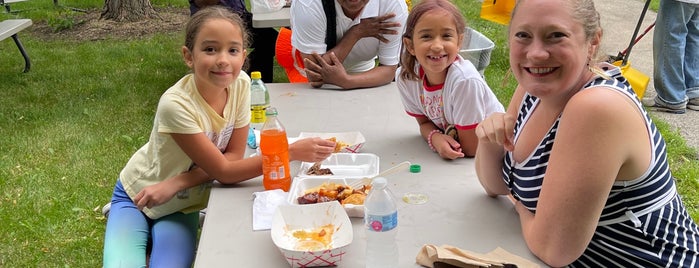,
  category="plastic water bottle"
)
[364,177,399,267]
[259,107,291,191]
[250,71,269,131]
